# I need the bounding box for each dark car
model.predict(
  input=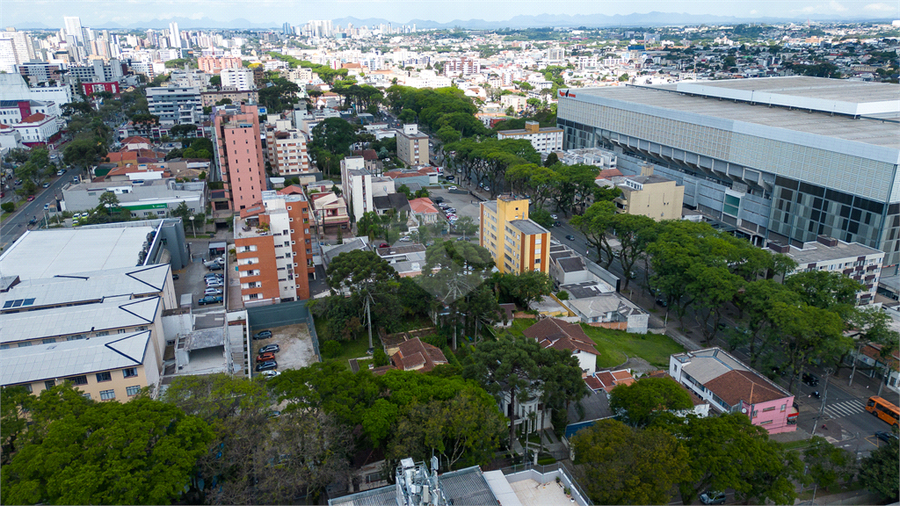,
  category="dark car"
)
[259,344,280,354]
[432,196,444,204]
[802,372,820,387]
[700,491,726,505]
[172,274,179,280]
[198,295,223,305]
[875,431,898,443]
[253,330,273,340]
[255,360,277,372]
[565,234,576,241]
[207,263,223,270]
